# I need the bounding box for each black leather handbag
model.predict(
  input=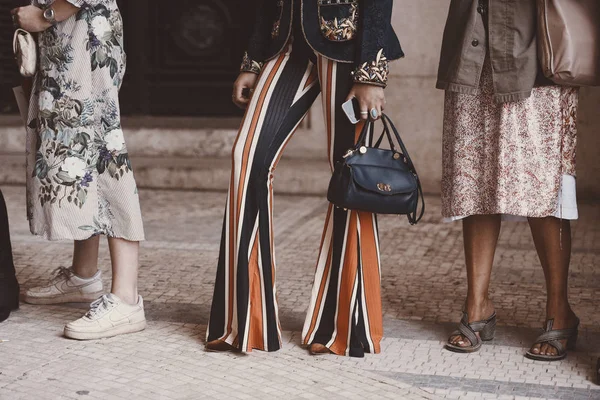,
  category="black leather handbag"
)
[327,114,425,224]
